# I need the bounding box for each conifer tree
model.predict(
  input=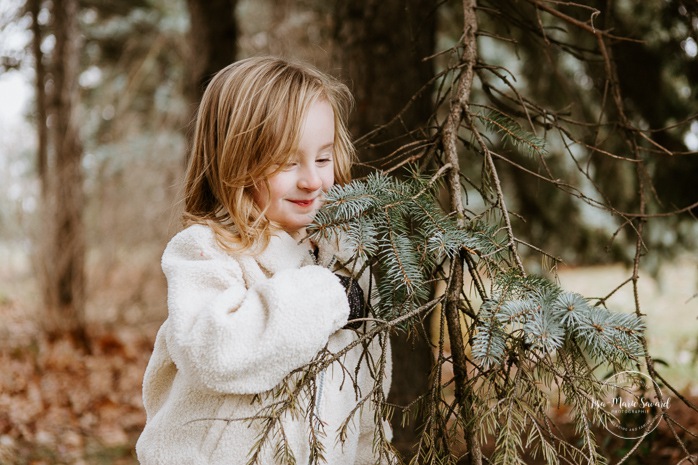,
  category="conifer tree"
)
[303,1,697,464]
